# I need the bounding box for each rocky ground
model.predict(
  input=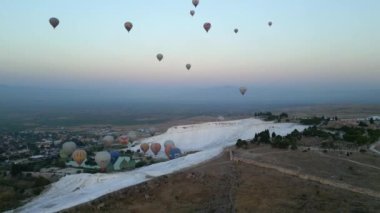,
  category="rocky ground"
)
[64,148,380,213]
